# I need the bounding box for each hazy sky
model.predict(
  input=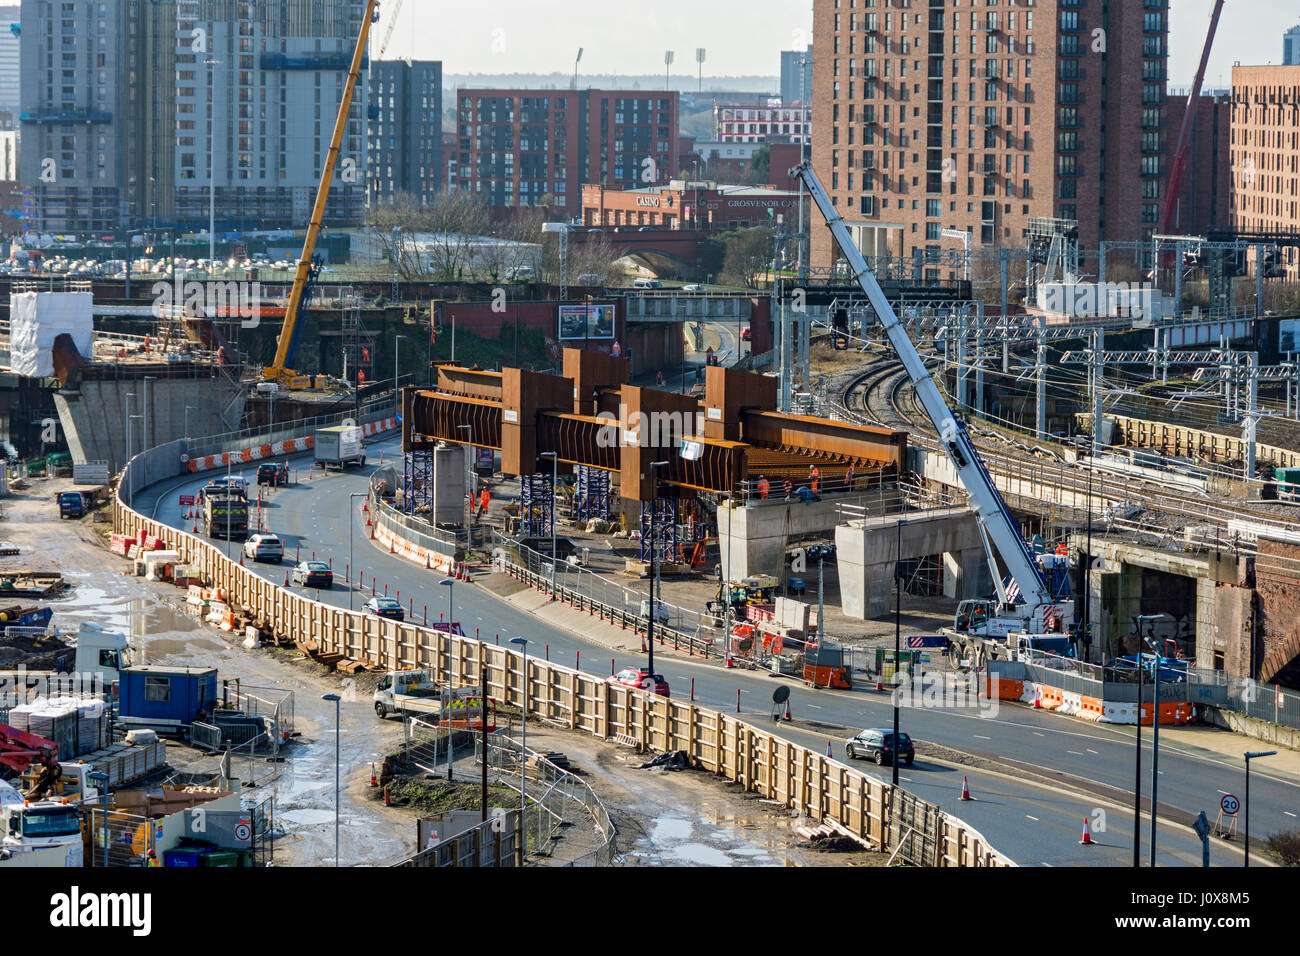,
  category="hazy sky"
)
[389,0,1297,88]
